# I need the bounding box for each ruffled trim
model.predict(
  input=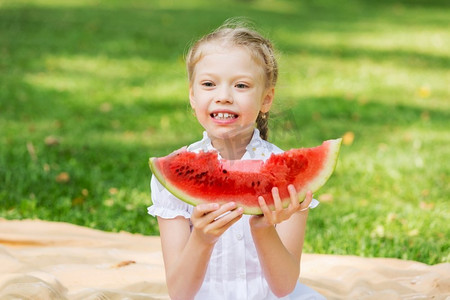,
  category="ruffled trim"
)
[310,198,320,209]
[147,204,191,219]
